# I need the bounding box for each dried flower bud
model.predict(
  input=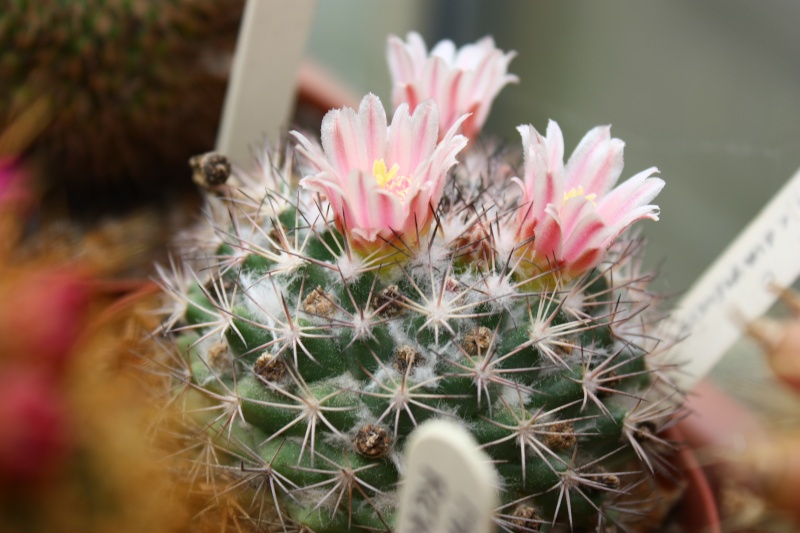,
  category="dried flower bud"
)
[463,326,492,355]
[510,505,540,530]
[377,285,404,318]
[634,420,659,441]
[354,425,391,458]
[543,421,576,450]
[190,152,231,188]
[302,286,335,317]
[253,353,286,382]
[207,341,232,372]
[394,345,423,374]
